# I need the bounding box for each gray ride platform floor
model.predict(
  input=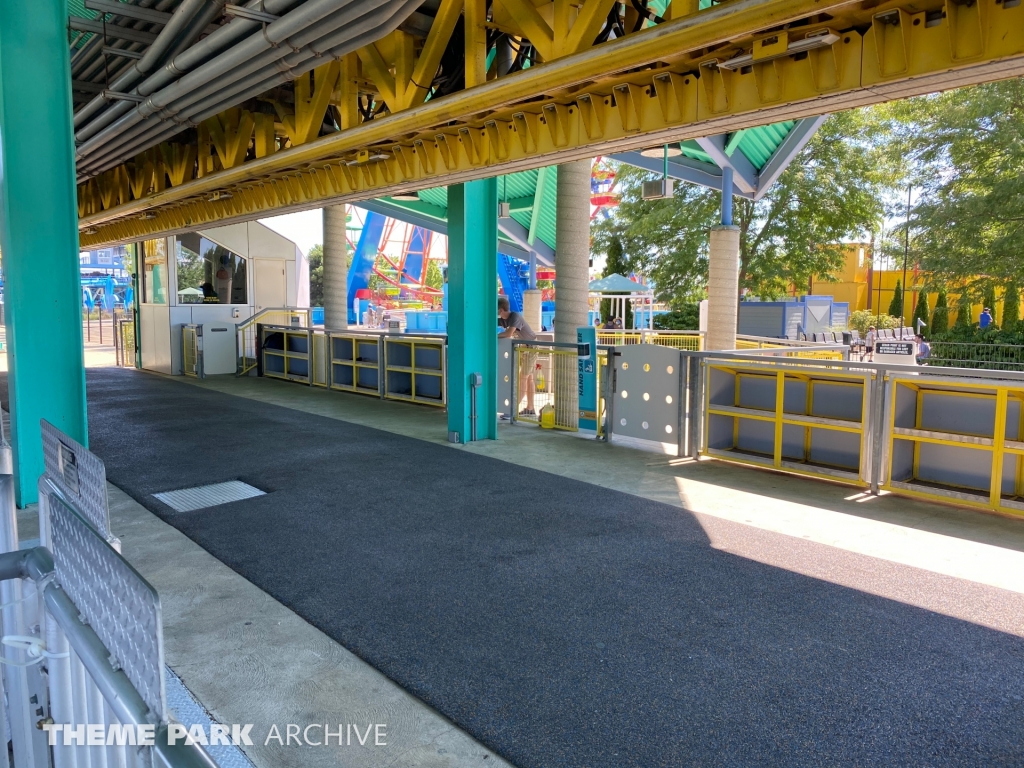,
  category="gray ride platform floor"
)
[13,367,1024,767]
